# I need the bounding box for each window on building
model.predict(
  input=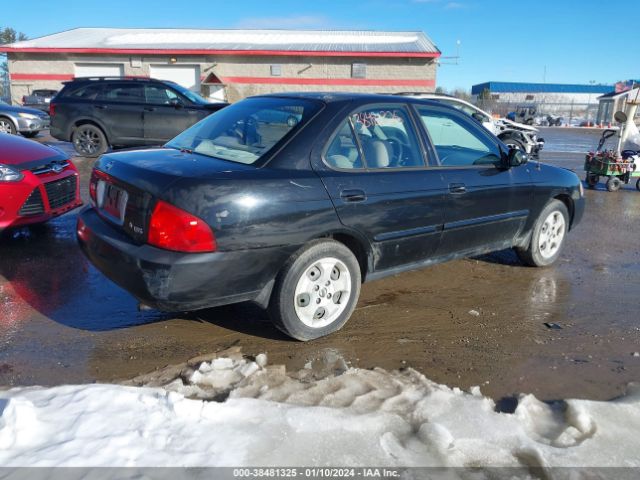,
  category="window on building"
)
[491,94,500,100]
[351,63,367,79]
[270,65,282,77]
[525,94,534,101]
